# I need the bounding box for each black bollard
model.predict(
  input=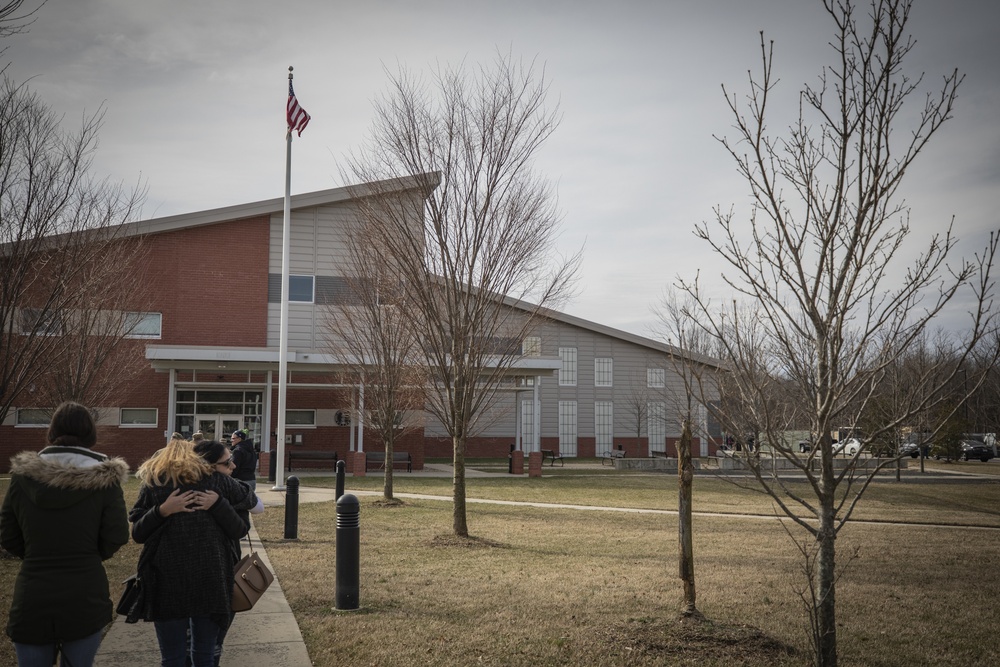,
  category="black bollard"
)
[508,443,515,474]
[336,459,345,501]
[335,493,360,610]
[284,475,299,540]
